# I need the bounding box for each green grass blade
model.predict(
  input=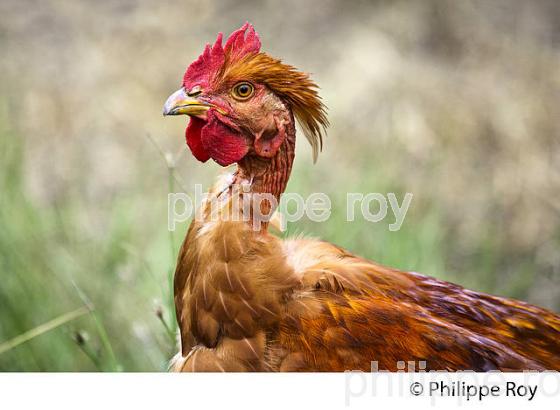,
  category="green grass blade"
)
[0,306,90,355]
